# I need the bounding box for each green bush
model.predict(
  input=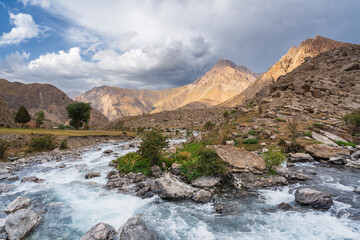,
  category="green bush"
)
[242,134,248,139]
[116,152,152,176]
[60,139,68,149]
[333,140,356,147]
[180,148,226,181]
[29,136,56,152]
[312,123,325,128]
[0,139,10,160]
[343,109,360,136]
[304,131,312,137]
[138,129,169,166]
[203,121,215,131]
[248,129,257,135]
[263,146,286,169]
[243,138,259,144]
